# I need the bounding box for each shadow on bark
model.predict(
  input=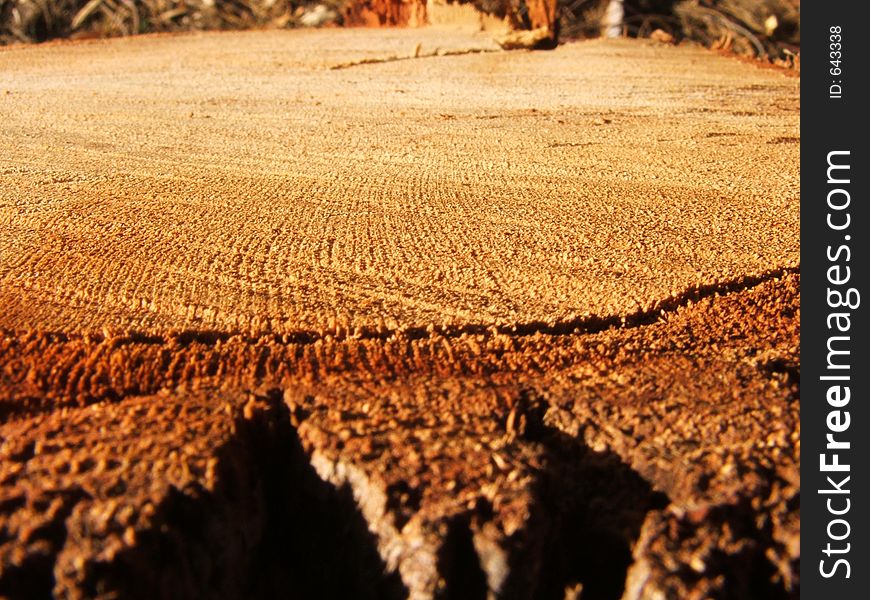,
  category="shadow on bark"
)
[74,390,407,599]
[498,391,670,600]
